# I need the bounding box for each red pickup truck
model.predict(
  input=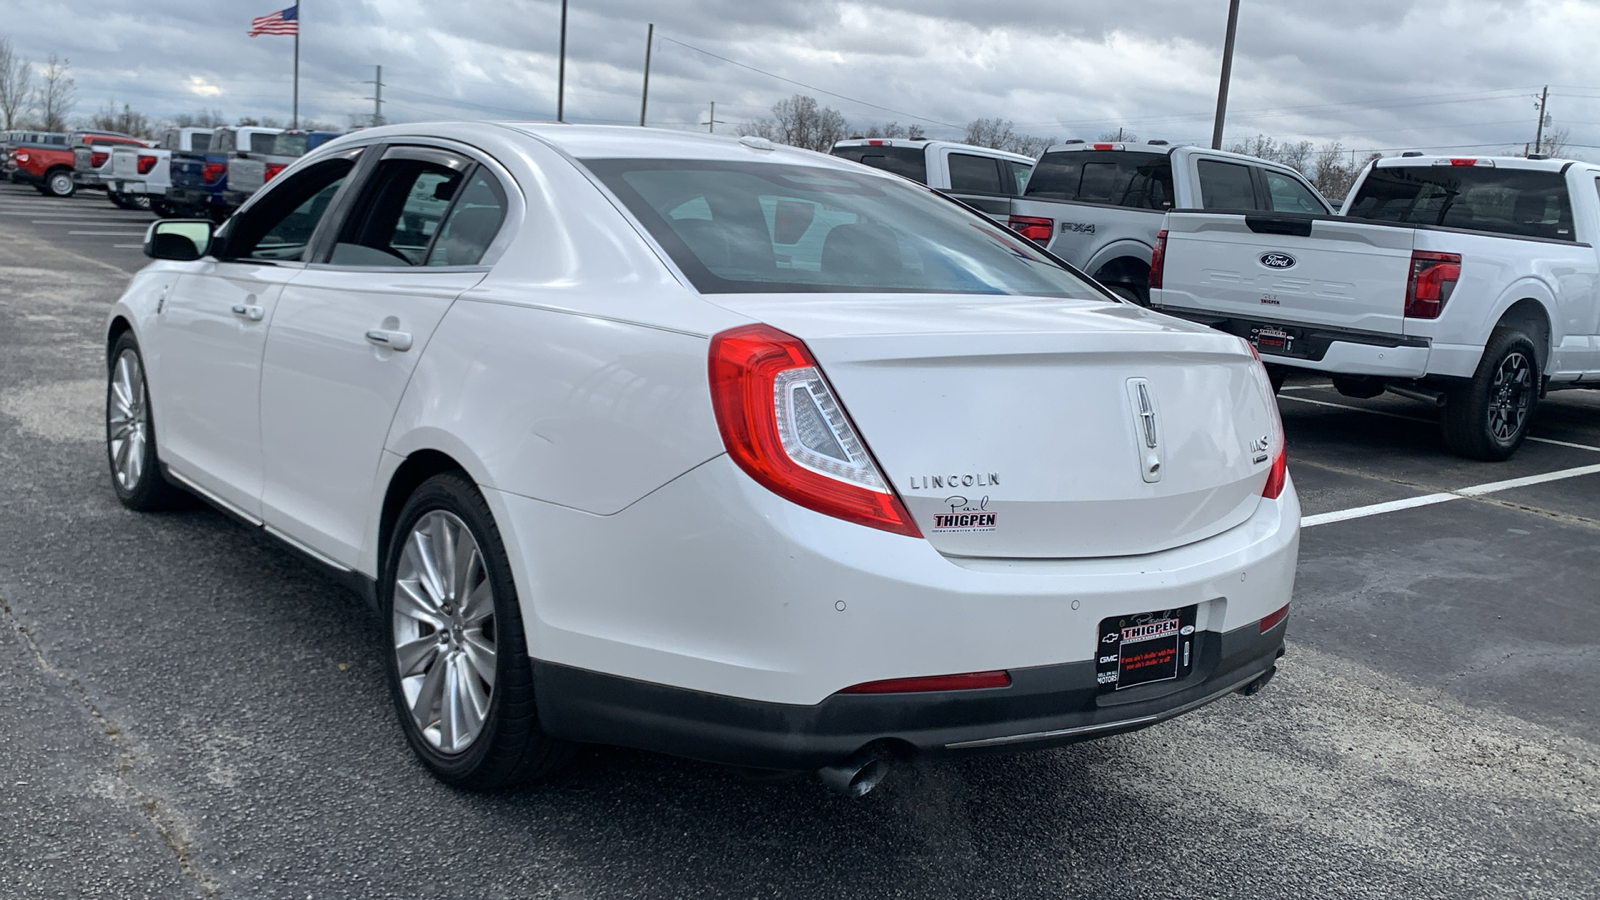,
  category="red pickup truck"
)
[8,130,146,197]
